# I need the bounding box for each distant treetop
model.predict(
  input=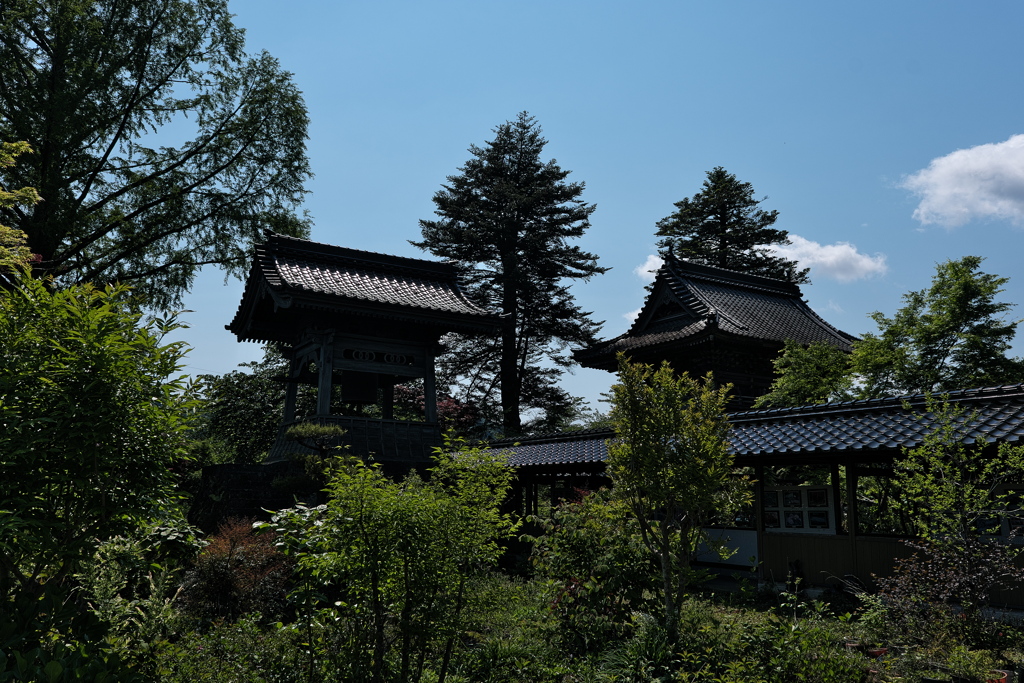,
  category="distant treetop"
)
[656,166,809,284]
